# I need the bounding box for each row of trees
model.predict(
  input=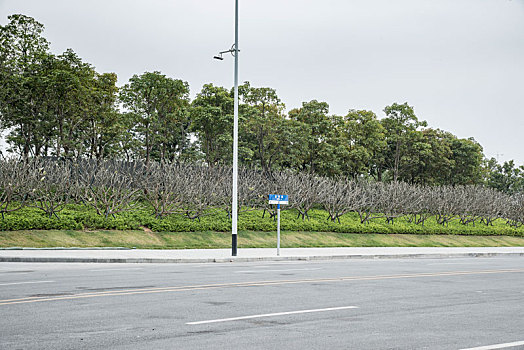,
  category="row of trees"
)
[1,14,523,190]
[0,159,523,228]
